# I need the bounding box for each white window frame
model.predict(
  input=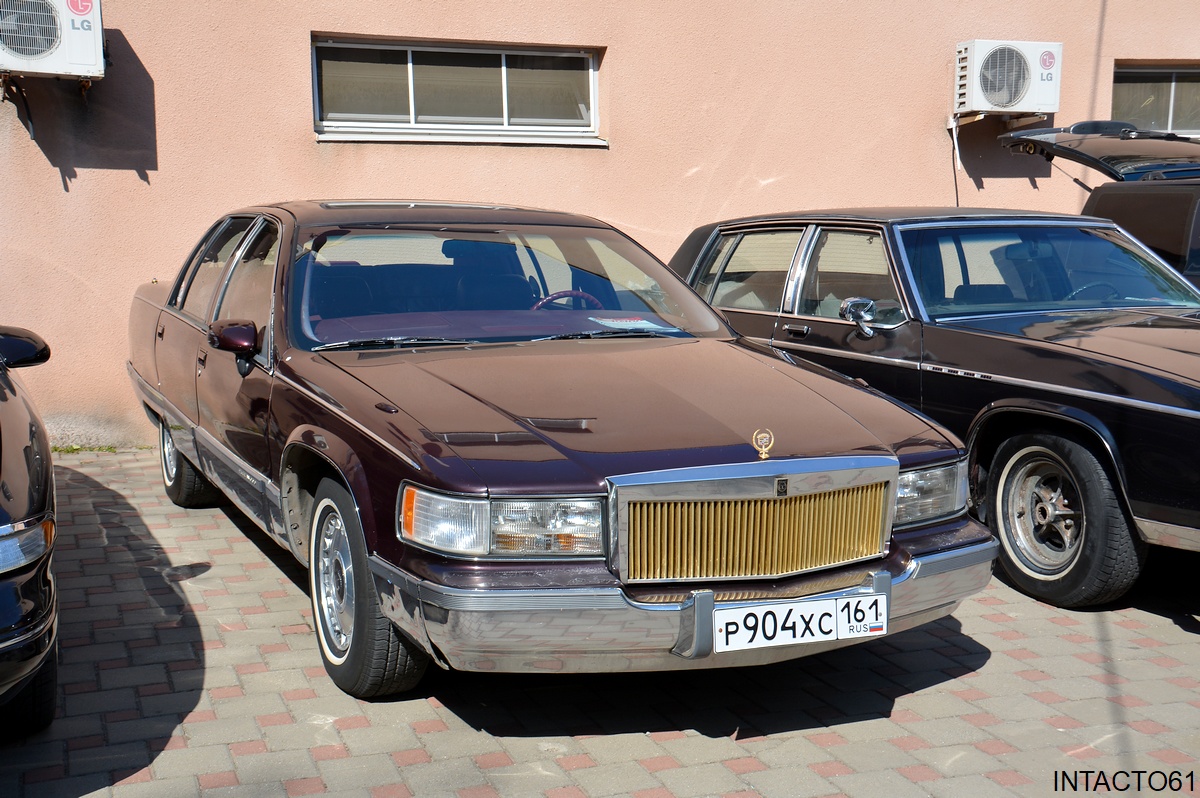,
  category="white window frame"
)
[312,39,605,146]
